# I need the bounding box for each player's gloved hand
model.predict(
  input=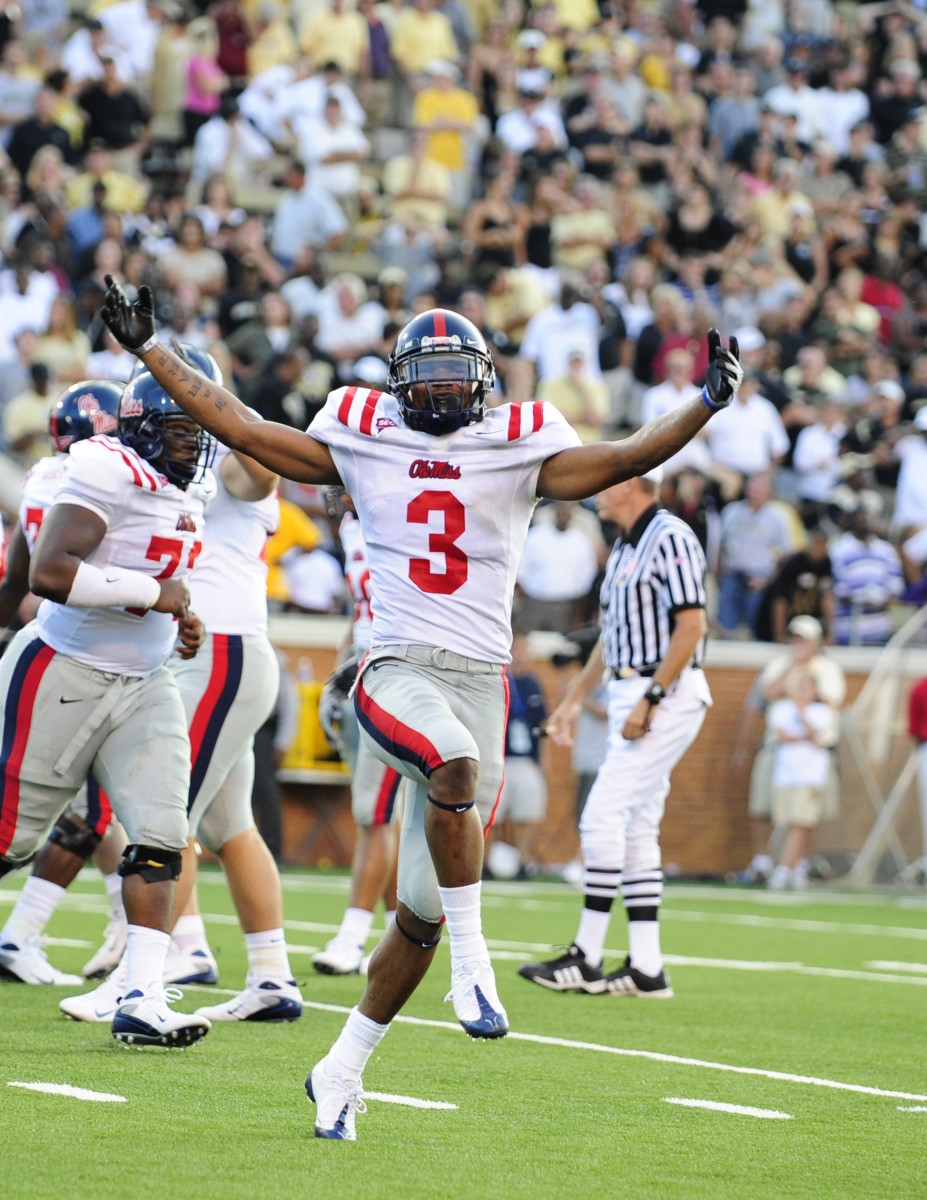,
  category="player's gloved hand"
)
[100,273,158,354]
[702,328,743,411]
[176,612,205,659]
[153,577,190,618]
